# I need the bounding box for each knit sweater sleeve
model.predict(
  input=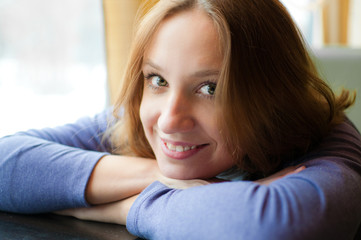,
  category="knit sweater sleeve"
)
[0,110,111,213]
[126,120,361,240]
